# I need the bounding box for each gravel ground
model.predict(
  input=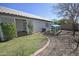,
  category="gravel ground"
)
[43,30,79,56]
